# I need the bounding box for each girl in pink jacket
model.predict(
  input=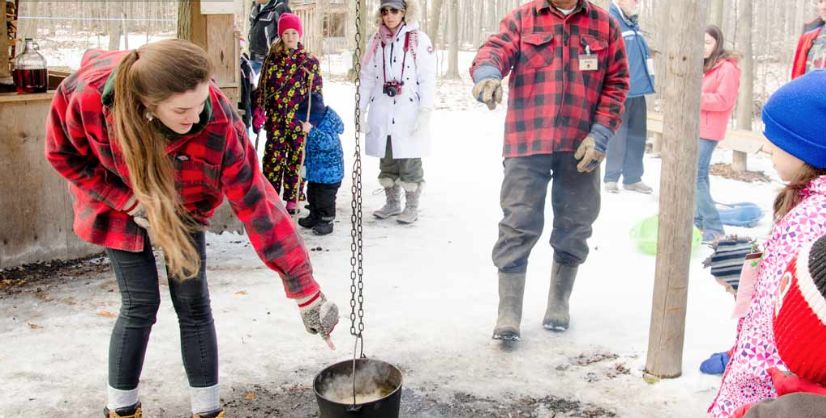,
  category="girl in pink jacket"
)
[696,25,741,242]
[709,71,826,417]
